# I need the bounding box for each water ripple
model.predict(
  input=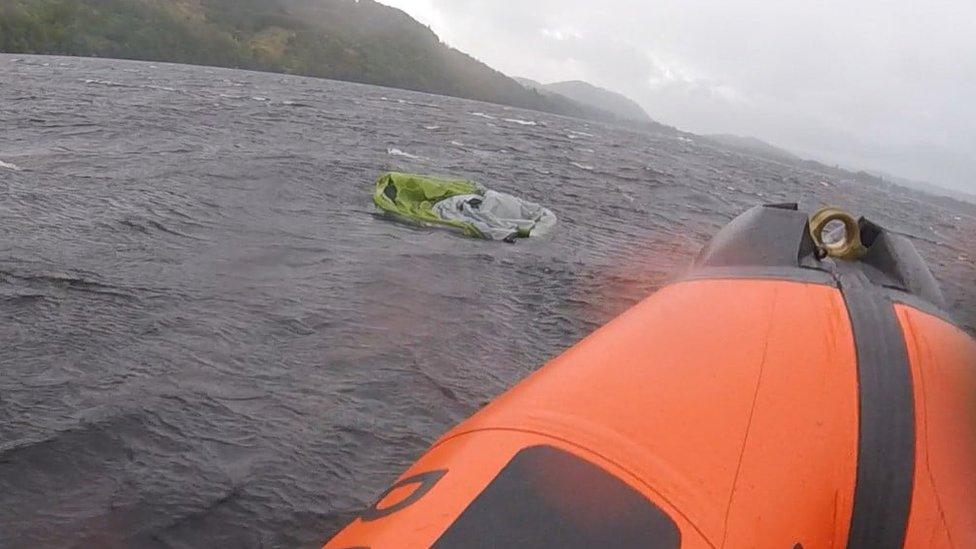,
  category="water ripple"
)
[1,53,973,548]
